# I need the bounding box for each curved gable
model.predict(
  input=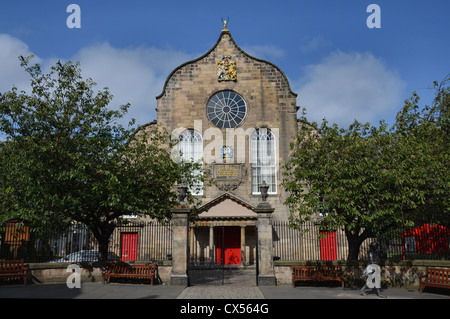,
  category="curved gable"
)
[156,30,297,100]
